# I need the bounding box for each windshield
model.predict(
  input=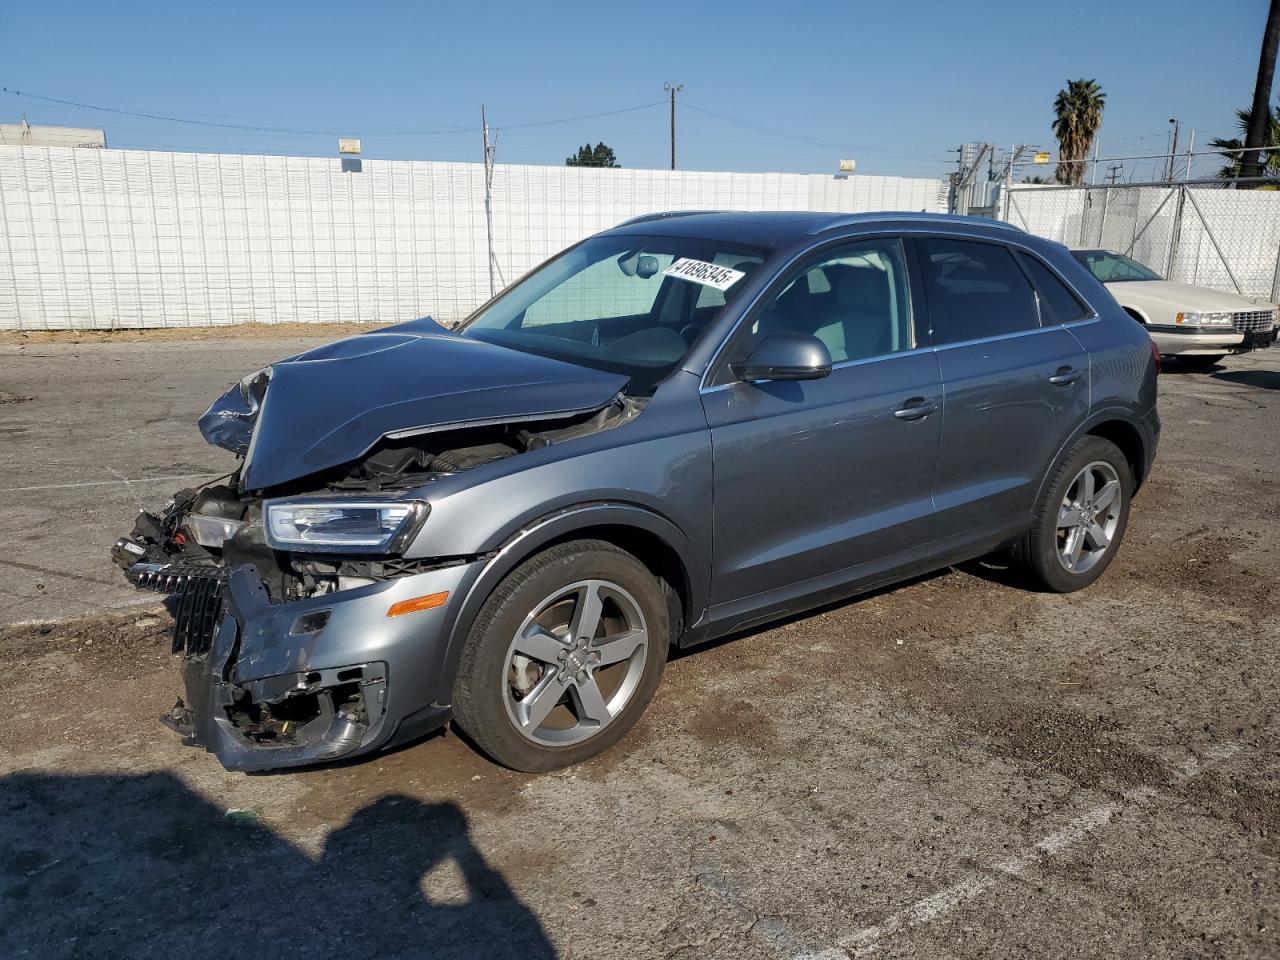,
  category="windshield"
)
[1072,250,1164,282]
[459,234,769,394]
